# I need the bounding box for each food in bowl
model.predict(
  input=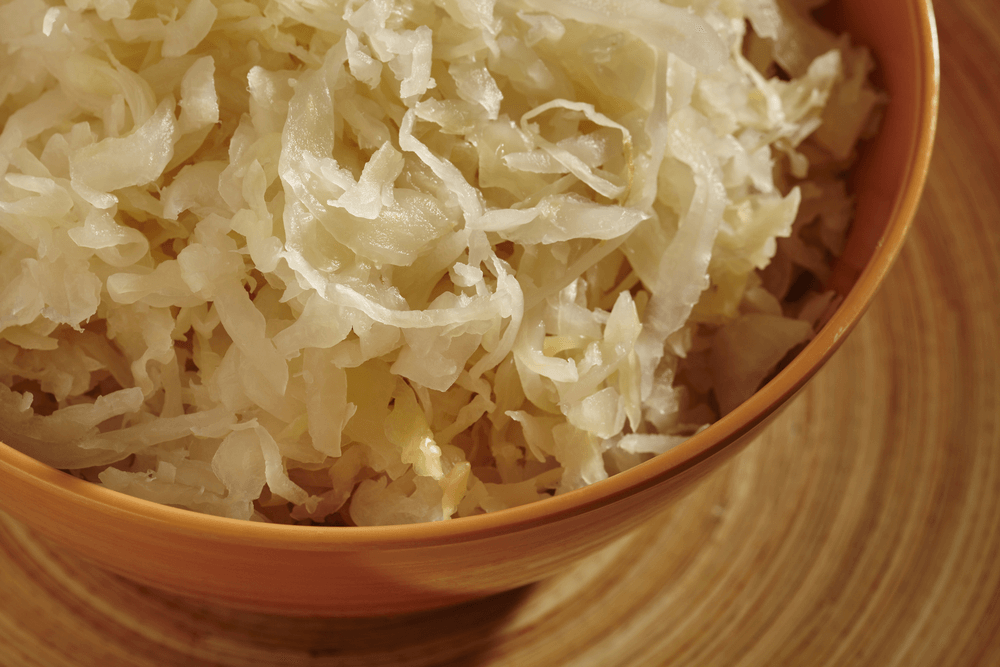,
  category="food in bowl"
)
[0,0,882,526]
